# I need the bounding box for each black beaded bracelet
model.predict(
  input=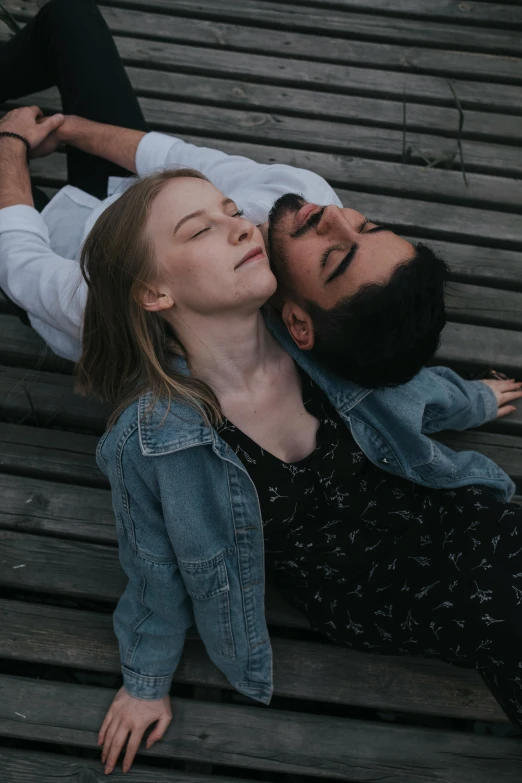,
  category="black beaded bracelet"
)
[0,131,31,160]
